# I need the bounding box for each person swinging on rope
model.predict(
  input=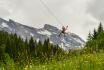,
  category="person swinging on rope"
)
[59,26,68,37]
